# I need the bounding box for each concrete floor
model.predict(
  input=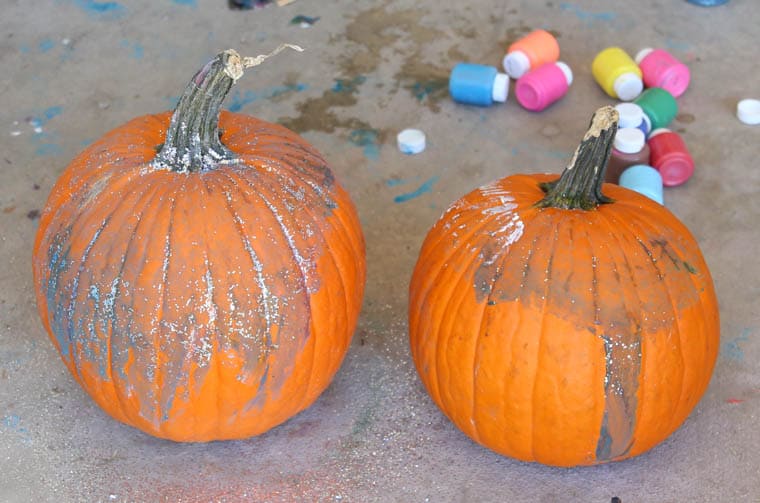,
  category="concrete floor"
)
[1,0,759,501]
